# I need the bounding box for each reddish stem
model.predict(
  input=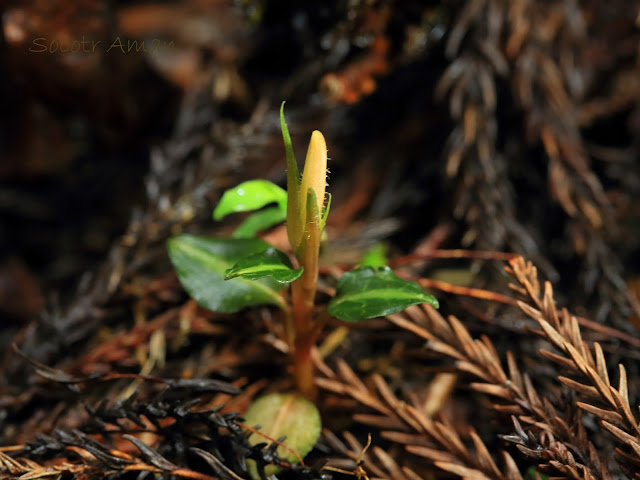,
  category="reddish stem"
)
[290,280,318,400]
